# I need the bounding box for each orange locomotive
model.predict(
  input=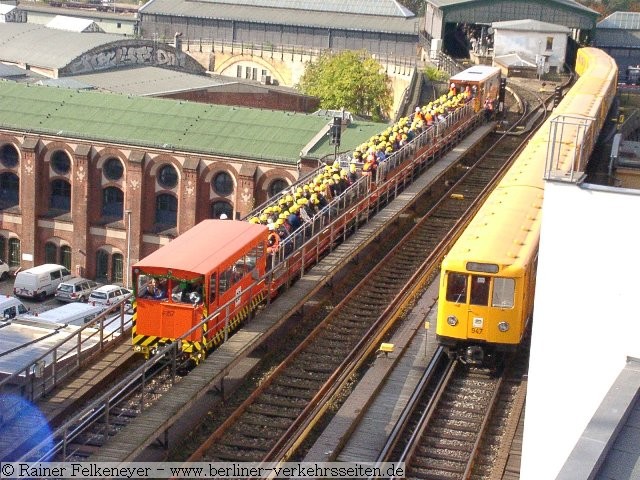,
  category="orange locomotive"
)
[132,220,268,360]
